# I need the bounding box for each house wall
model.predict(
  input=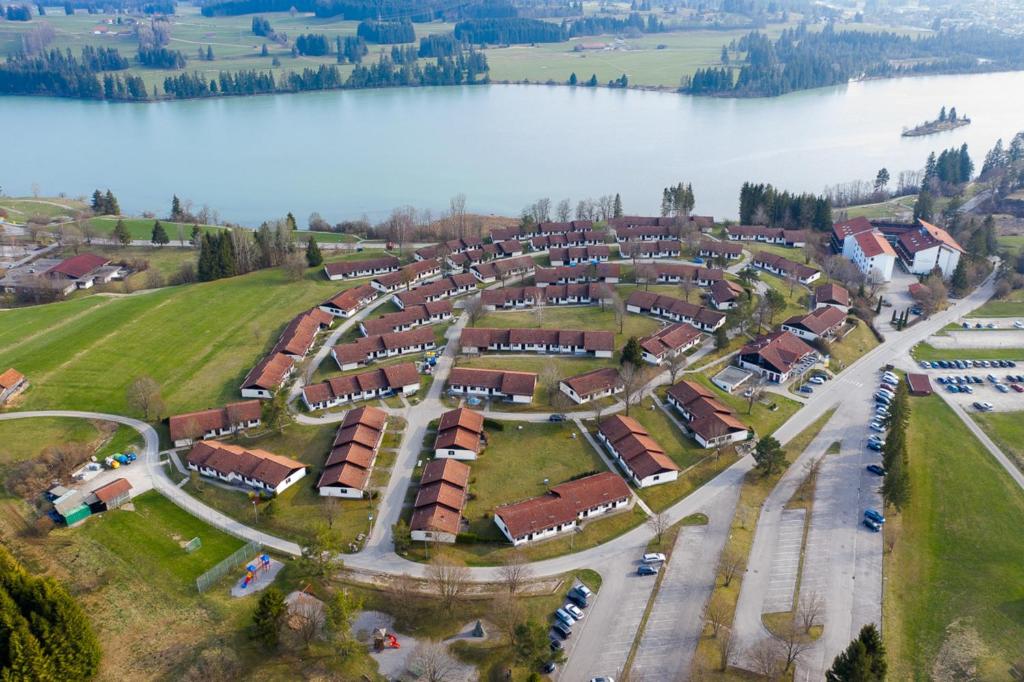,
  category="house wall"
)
[434,447,478,460]
[273,468,307,495]
[319,485,364,499]
[241,387,273,399]
[411,529,457,543]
